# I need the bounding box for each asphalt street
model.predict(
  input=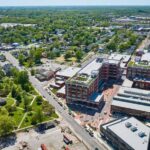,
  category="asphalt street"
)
[3,51,106,150]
